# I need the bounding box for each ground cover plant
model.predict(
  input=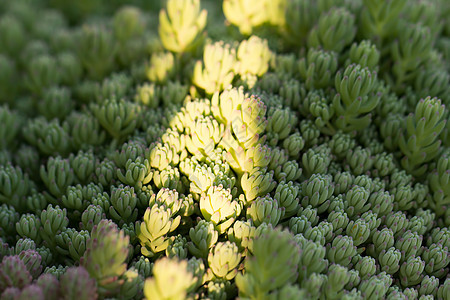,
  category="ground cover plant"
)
[0,0,449,299]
